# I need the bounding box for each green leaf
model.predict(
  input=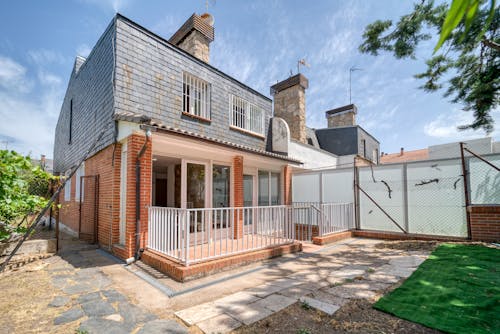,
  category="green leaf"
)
[434,0,471,52]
